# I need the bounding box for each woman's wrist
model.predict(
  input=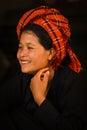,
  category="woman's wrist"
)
[36,97,46,106]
